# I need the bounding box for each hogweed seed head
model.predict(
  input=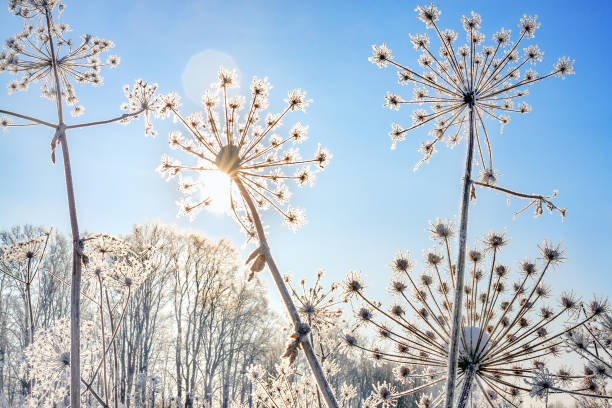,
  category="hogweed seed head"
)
[157,66,330,236]
[342,220,598,405]
[369,5,573,175]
